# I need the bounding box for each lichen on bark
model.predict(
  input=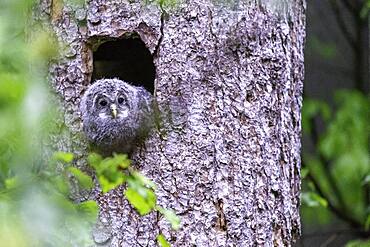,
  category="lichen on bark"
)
[43,0,305,246]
